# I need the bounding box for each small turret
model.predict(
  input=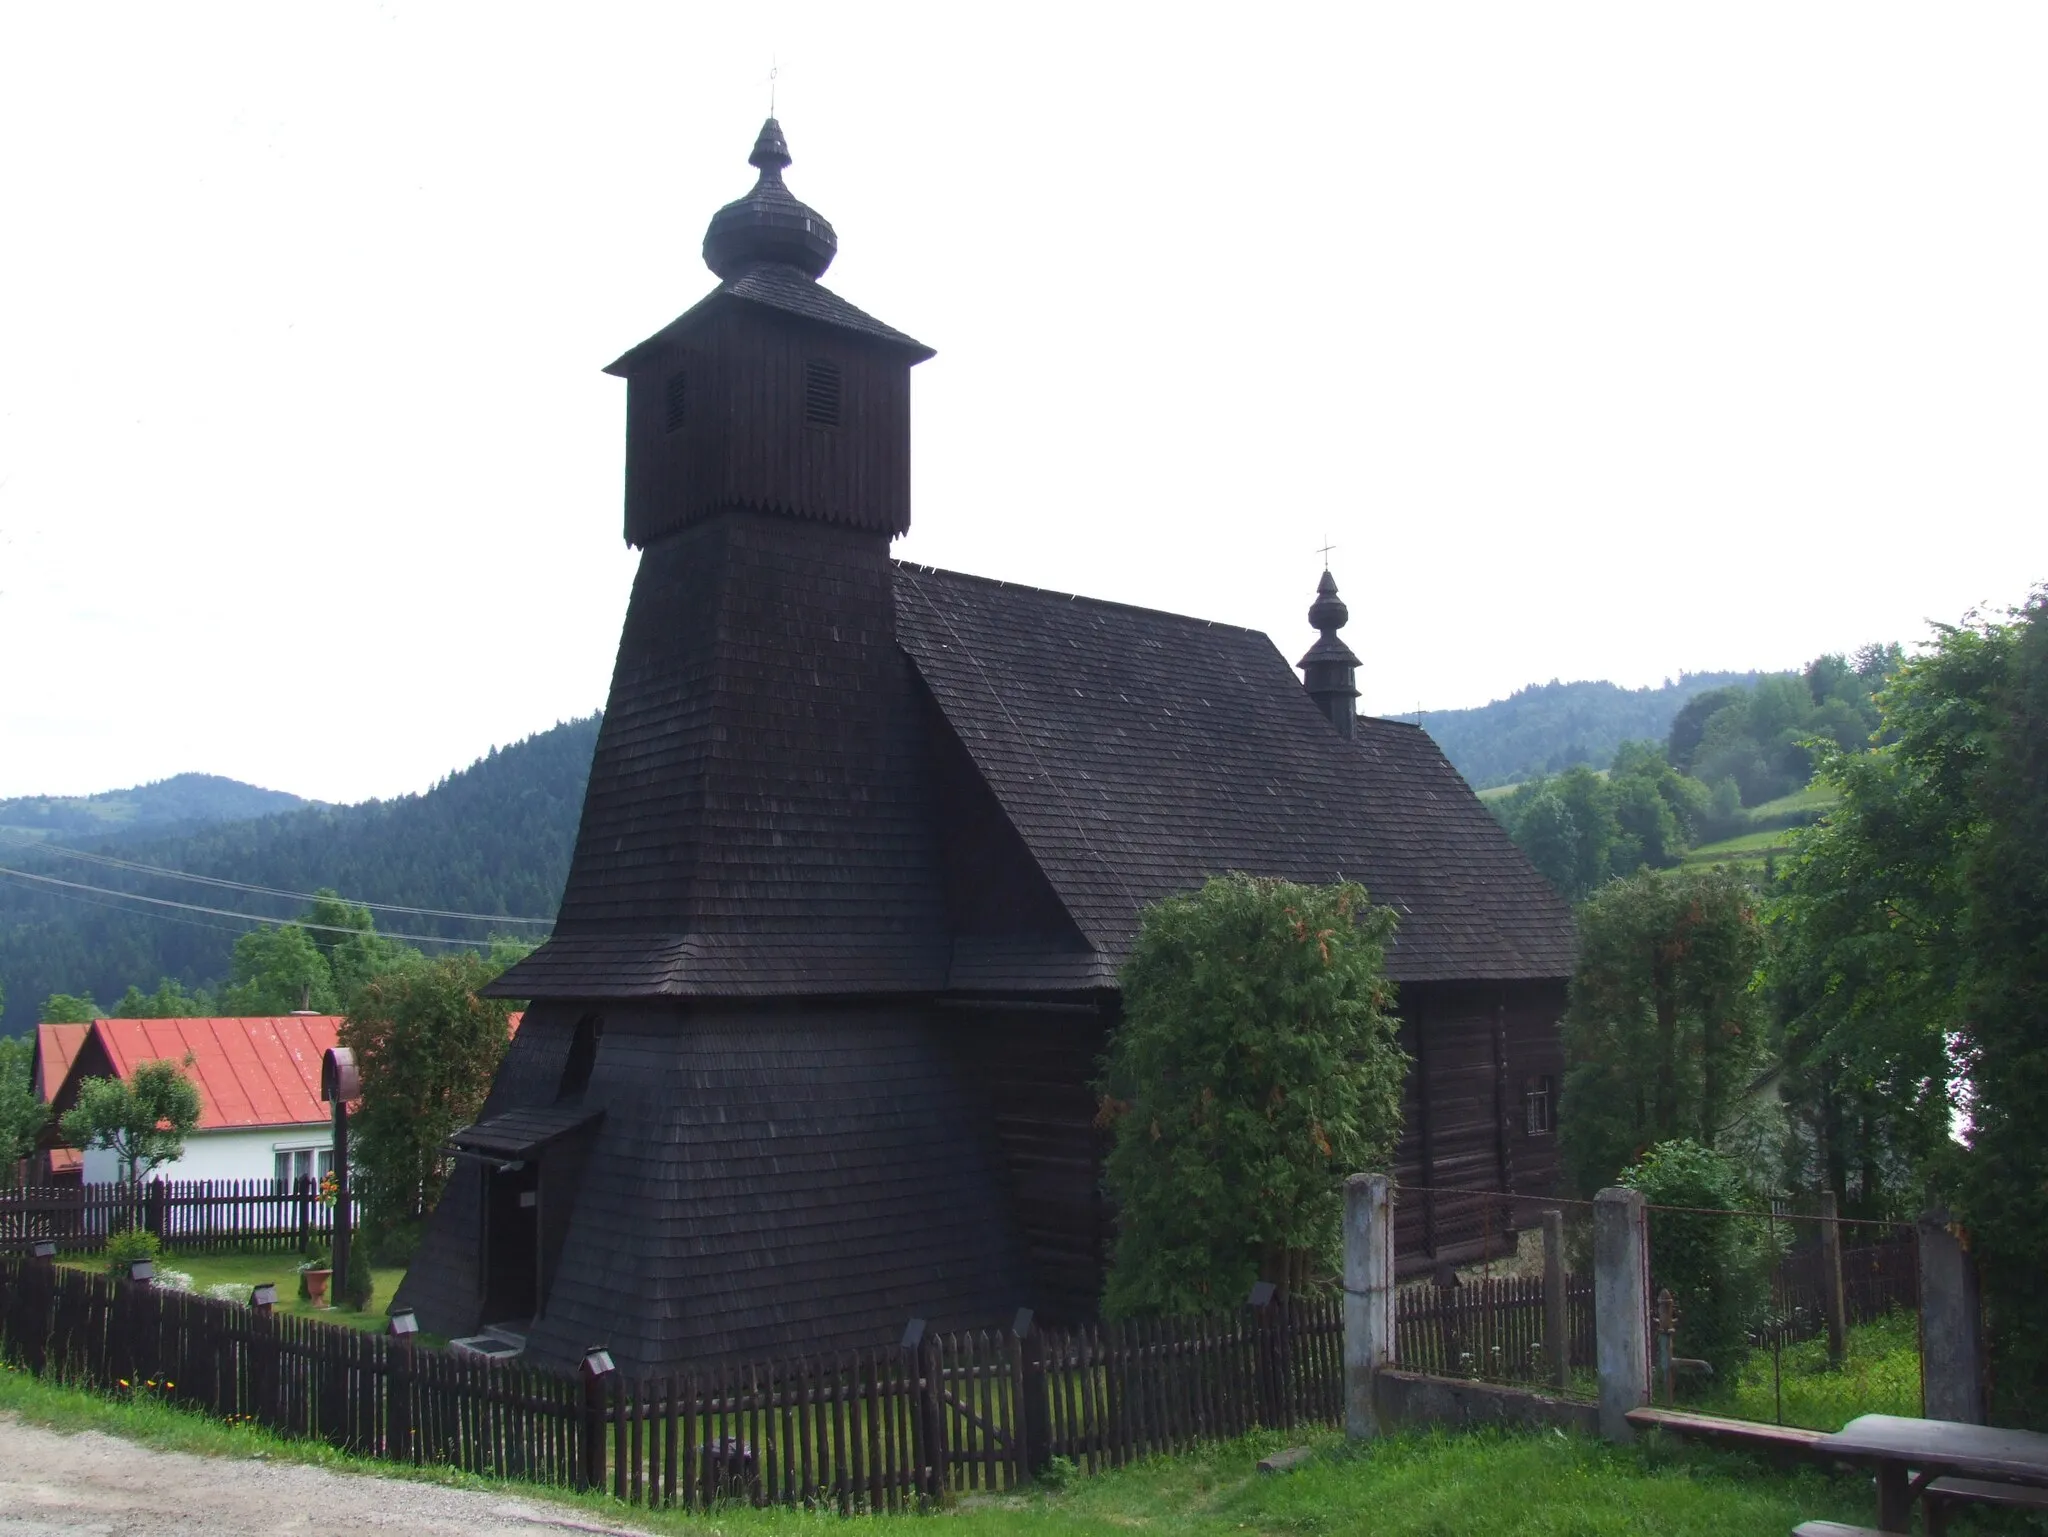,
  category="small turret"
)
[1298,569,1361,737]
